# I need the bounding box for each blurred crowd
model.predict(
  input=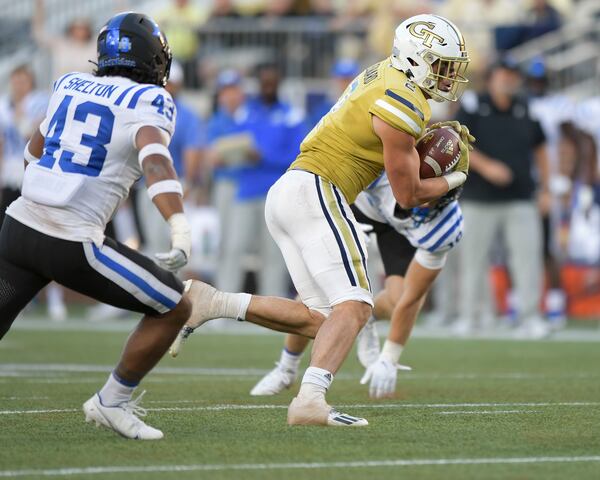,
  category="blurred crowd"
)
[0,0,598,326]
